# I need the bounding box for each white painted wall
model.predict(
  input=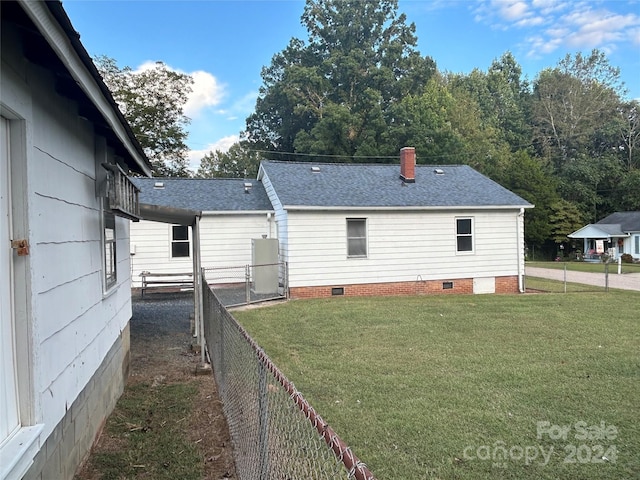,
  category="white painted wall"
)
[284,209,523,287]
[130,213,274,287]
[2,28,132,474]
